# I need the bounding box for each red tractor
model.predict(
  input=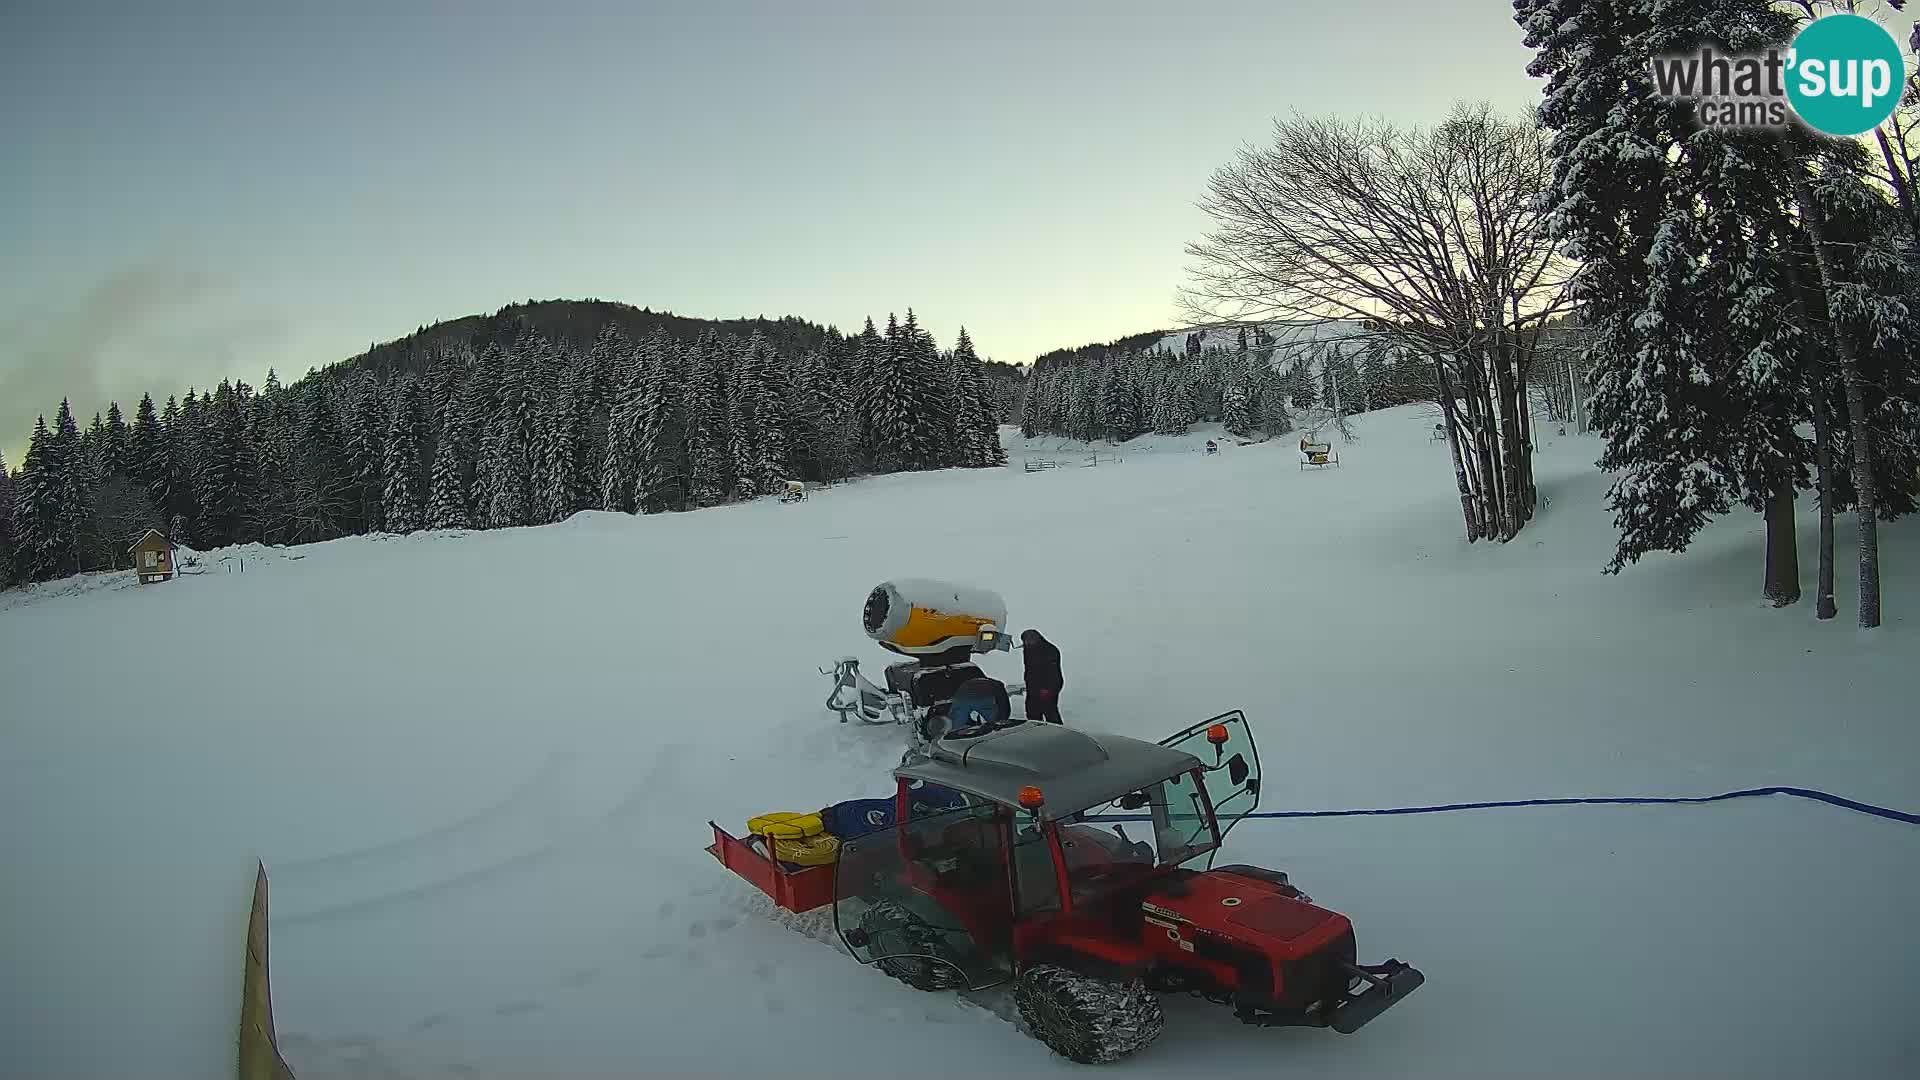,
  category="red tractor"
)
[707,711,1423,1064]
